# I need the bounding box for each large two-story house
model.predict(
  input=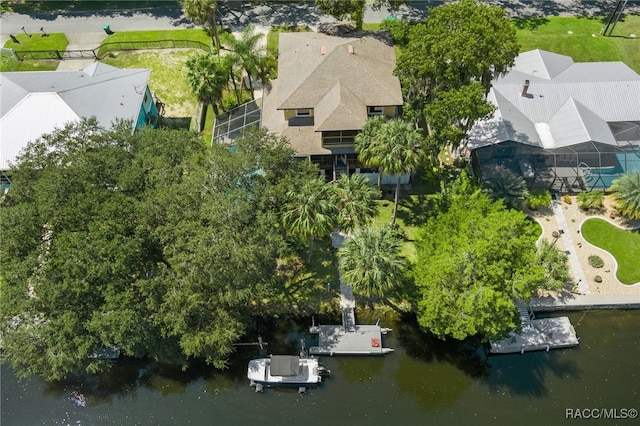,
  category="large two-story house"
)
[261,31,404,181]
